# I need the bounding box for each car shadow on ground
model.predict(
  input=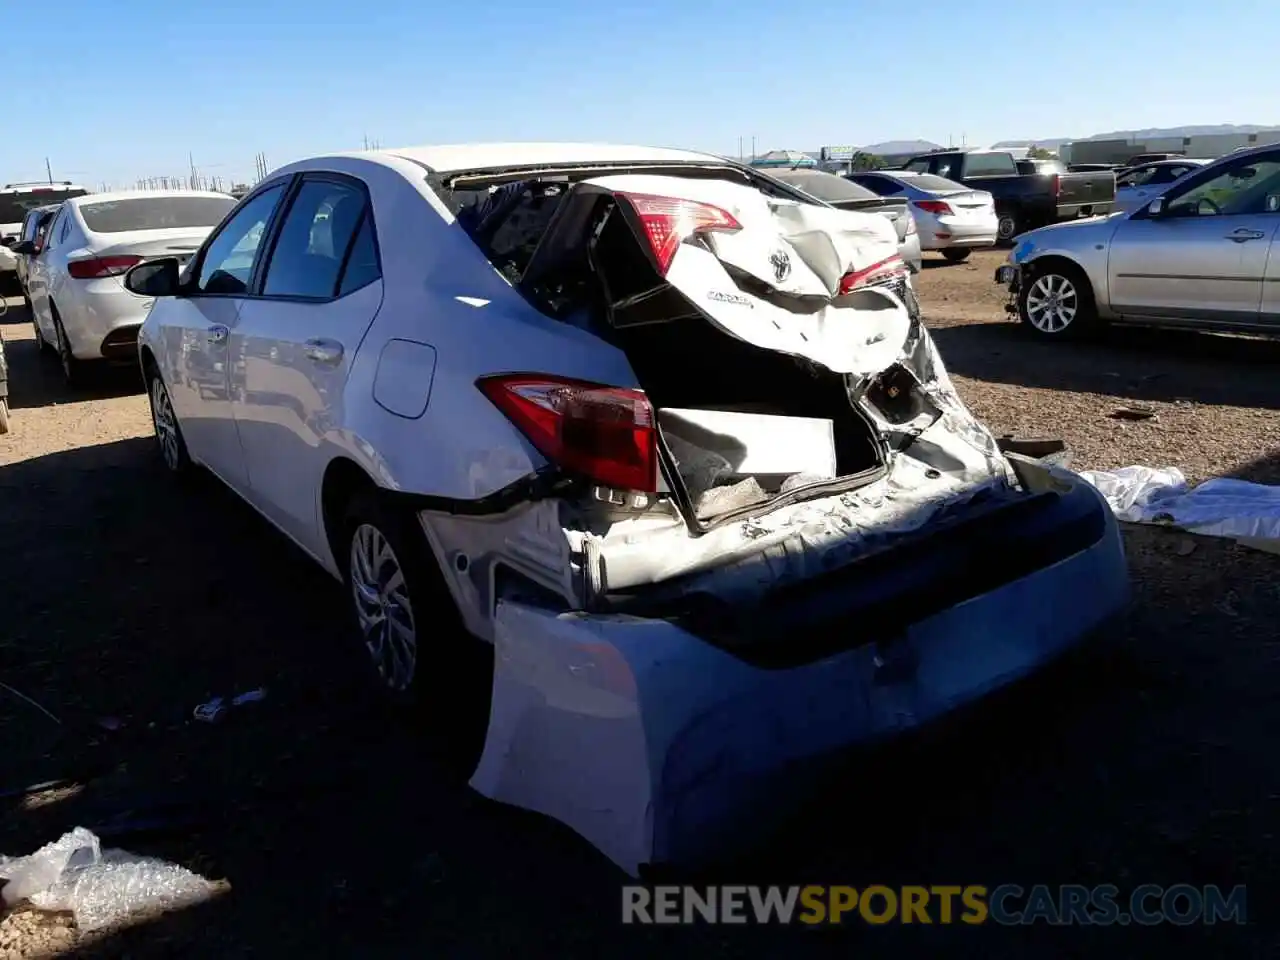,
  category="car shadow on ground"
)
[929,320,1280,410]
[1,439,1275,956]
[2,305,143,410]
